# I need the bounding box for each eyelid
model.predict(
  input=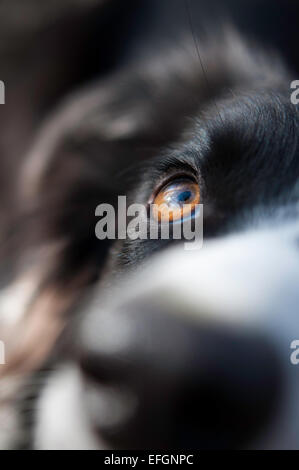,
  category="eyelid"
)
[147,170,198,206]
